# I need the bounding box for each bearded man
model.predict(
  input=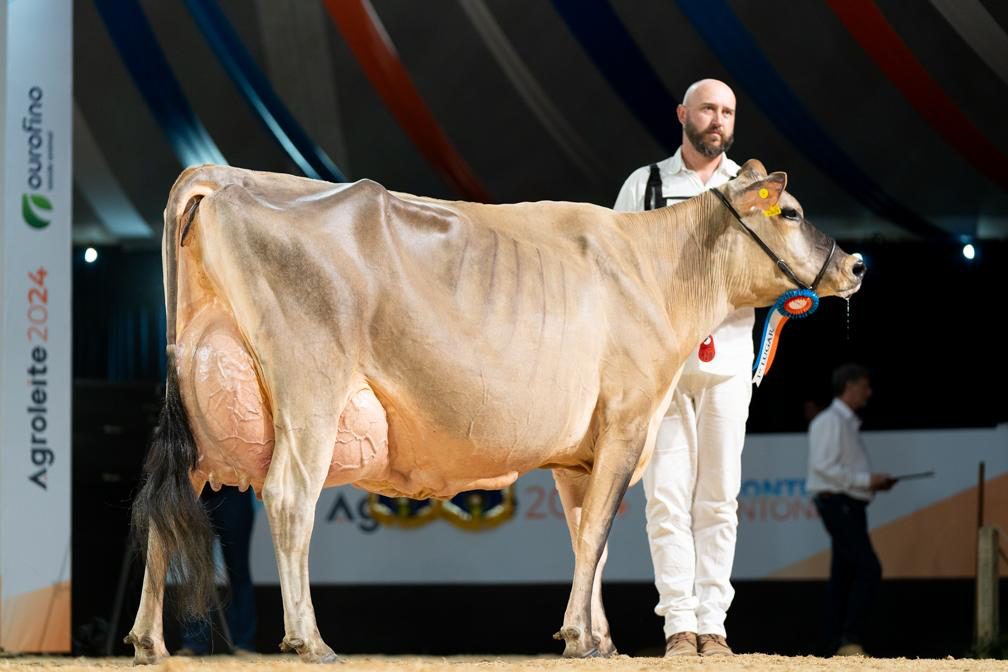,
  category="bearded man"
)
[613,79,752,657]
